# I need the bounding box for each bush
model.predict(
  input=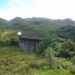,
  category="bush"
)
[58,39,75,59]
[0,38,18,47]
[10,38,18,46]
[70,66,75,74]
[71,56,75,65]
[35,35,56,55]
[45,47,57,69]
